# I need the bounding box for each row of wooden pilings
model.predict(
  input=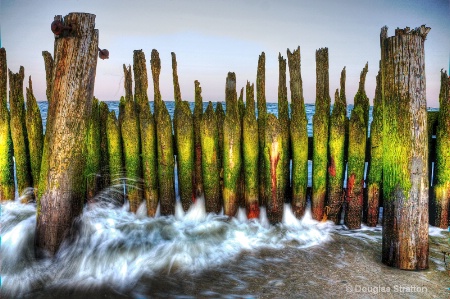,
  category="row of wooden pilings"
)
[0,15,446,269]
